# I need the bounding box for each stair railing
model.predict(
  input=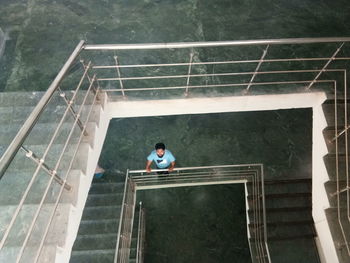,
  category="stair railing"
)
[0,40,104,262]
[82,38,350,259]
[3,37,350,262]
[136,201,146,263]
[114,164,270,263]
